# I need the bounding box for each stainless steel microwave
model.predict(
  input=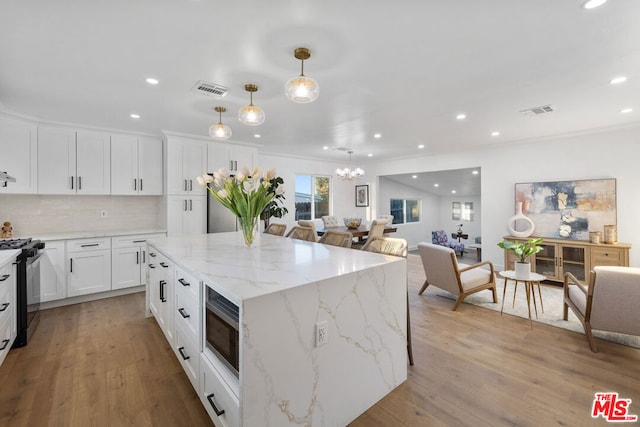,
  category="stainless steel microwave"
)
[205,286,240,377]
